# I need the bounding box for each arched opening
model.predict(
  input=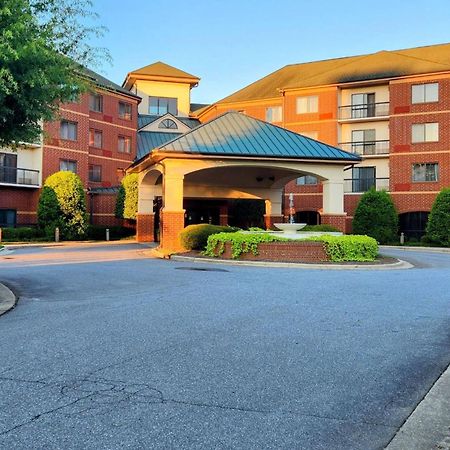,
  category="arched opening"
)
[399,211,429,241]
